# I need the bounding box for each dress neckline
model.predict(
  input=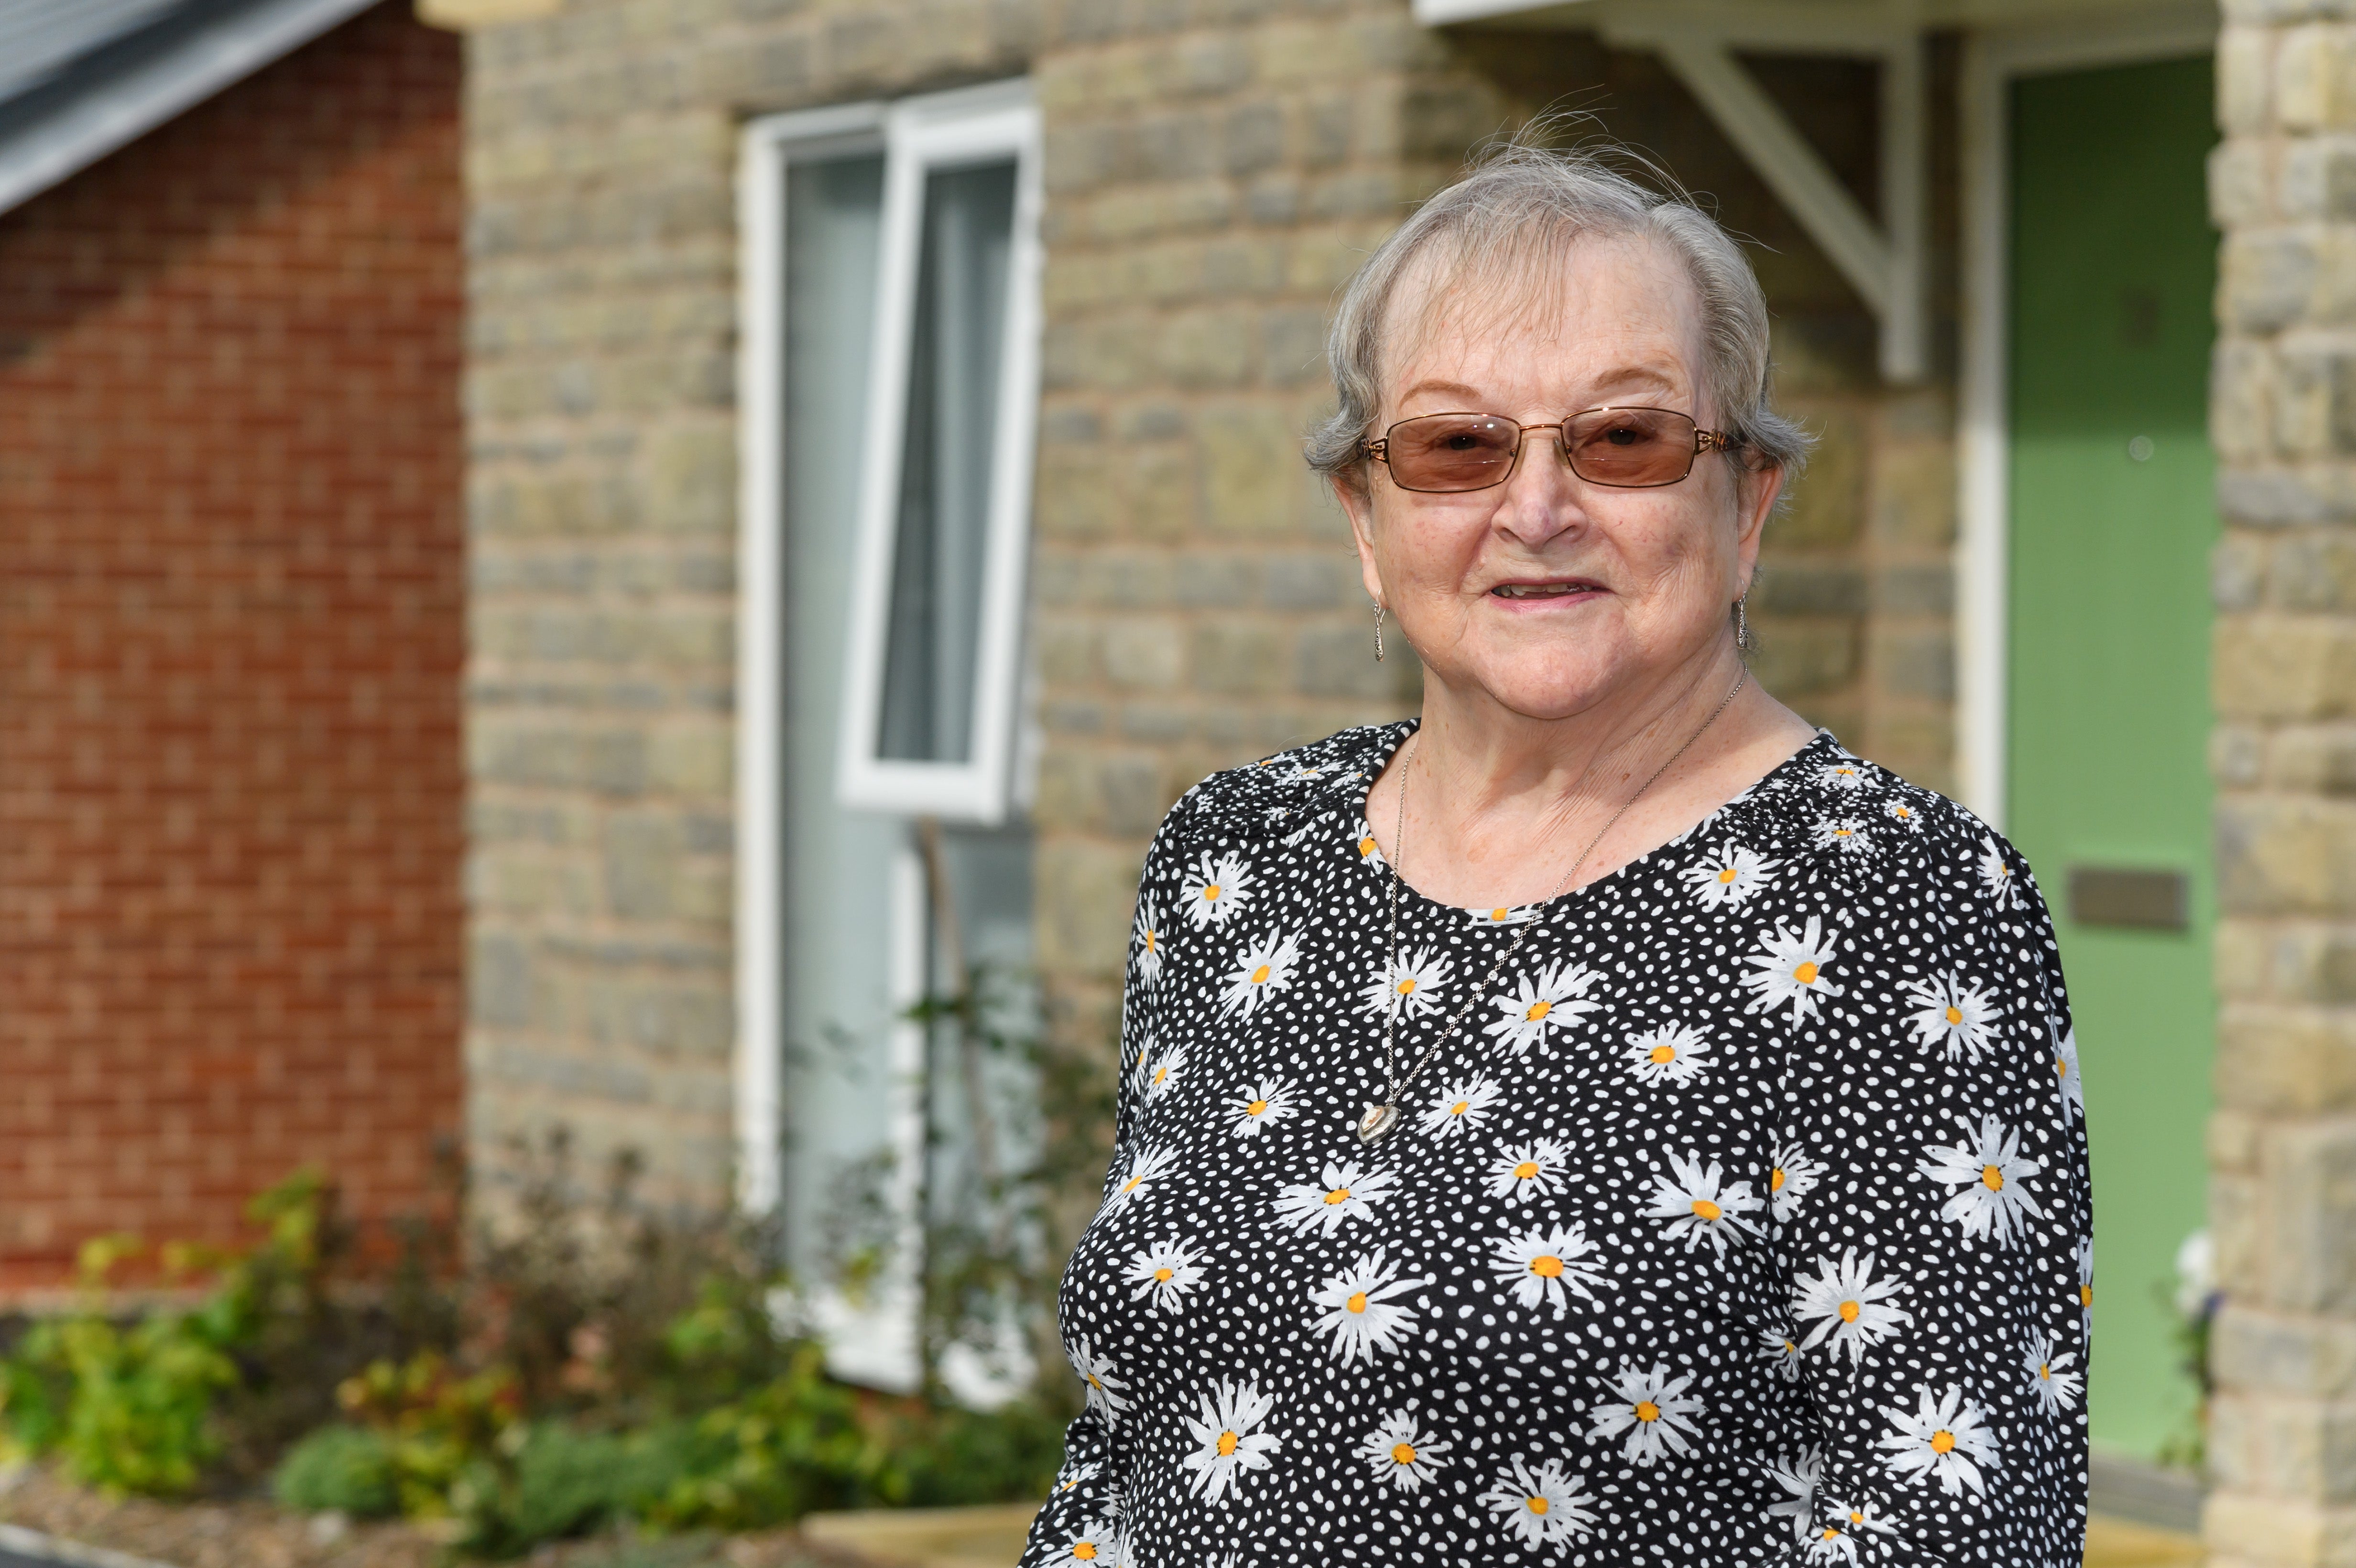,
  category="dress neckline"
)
[1344,722,1837,920]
